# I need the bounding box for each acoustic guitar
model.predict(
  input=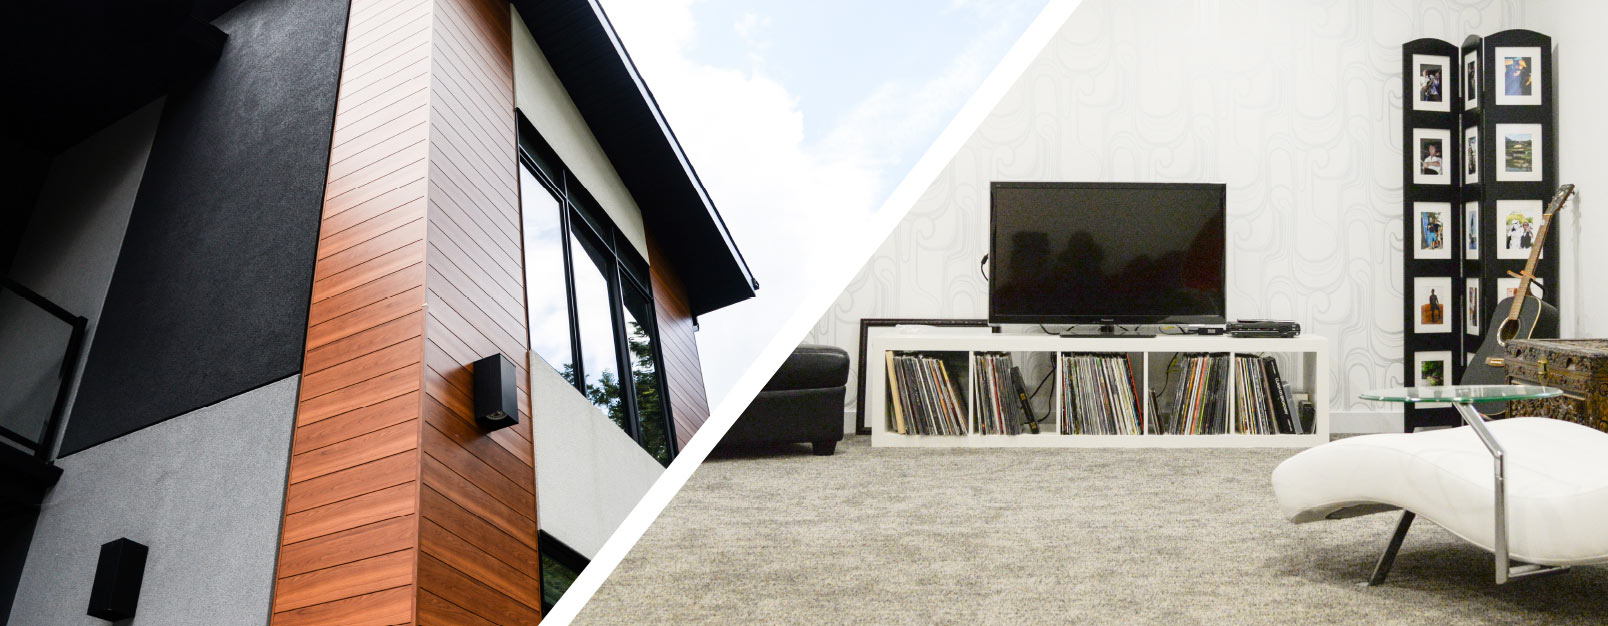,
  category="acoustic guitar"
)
[1461,183,1575,416]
